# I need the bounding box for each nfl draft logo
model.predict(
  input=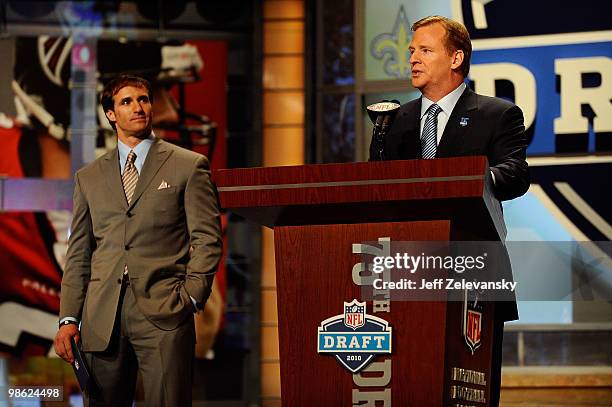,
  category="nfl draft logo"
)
[317,300,392,373]
[462,290,483,354]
